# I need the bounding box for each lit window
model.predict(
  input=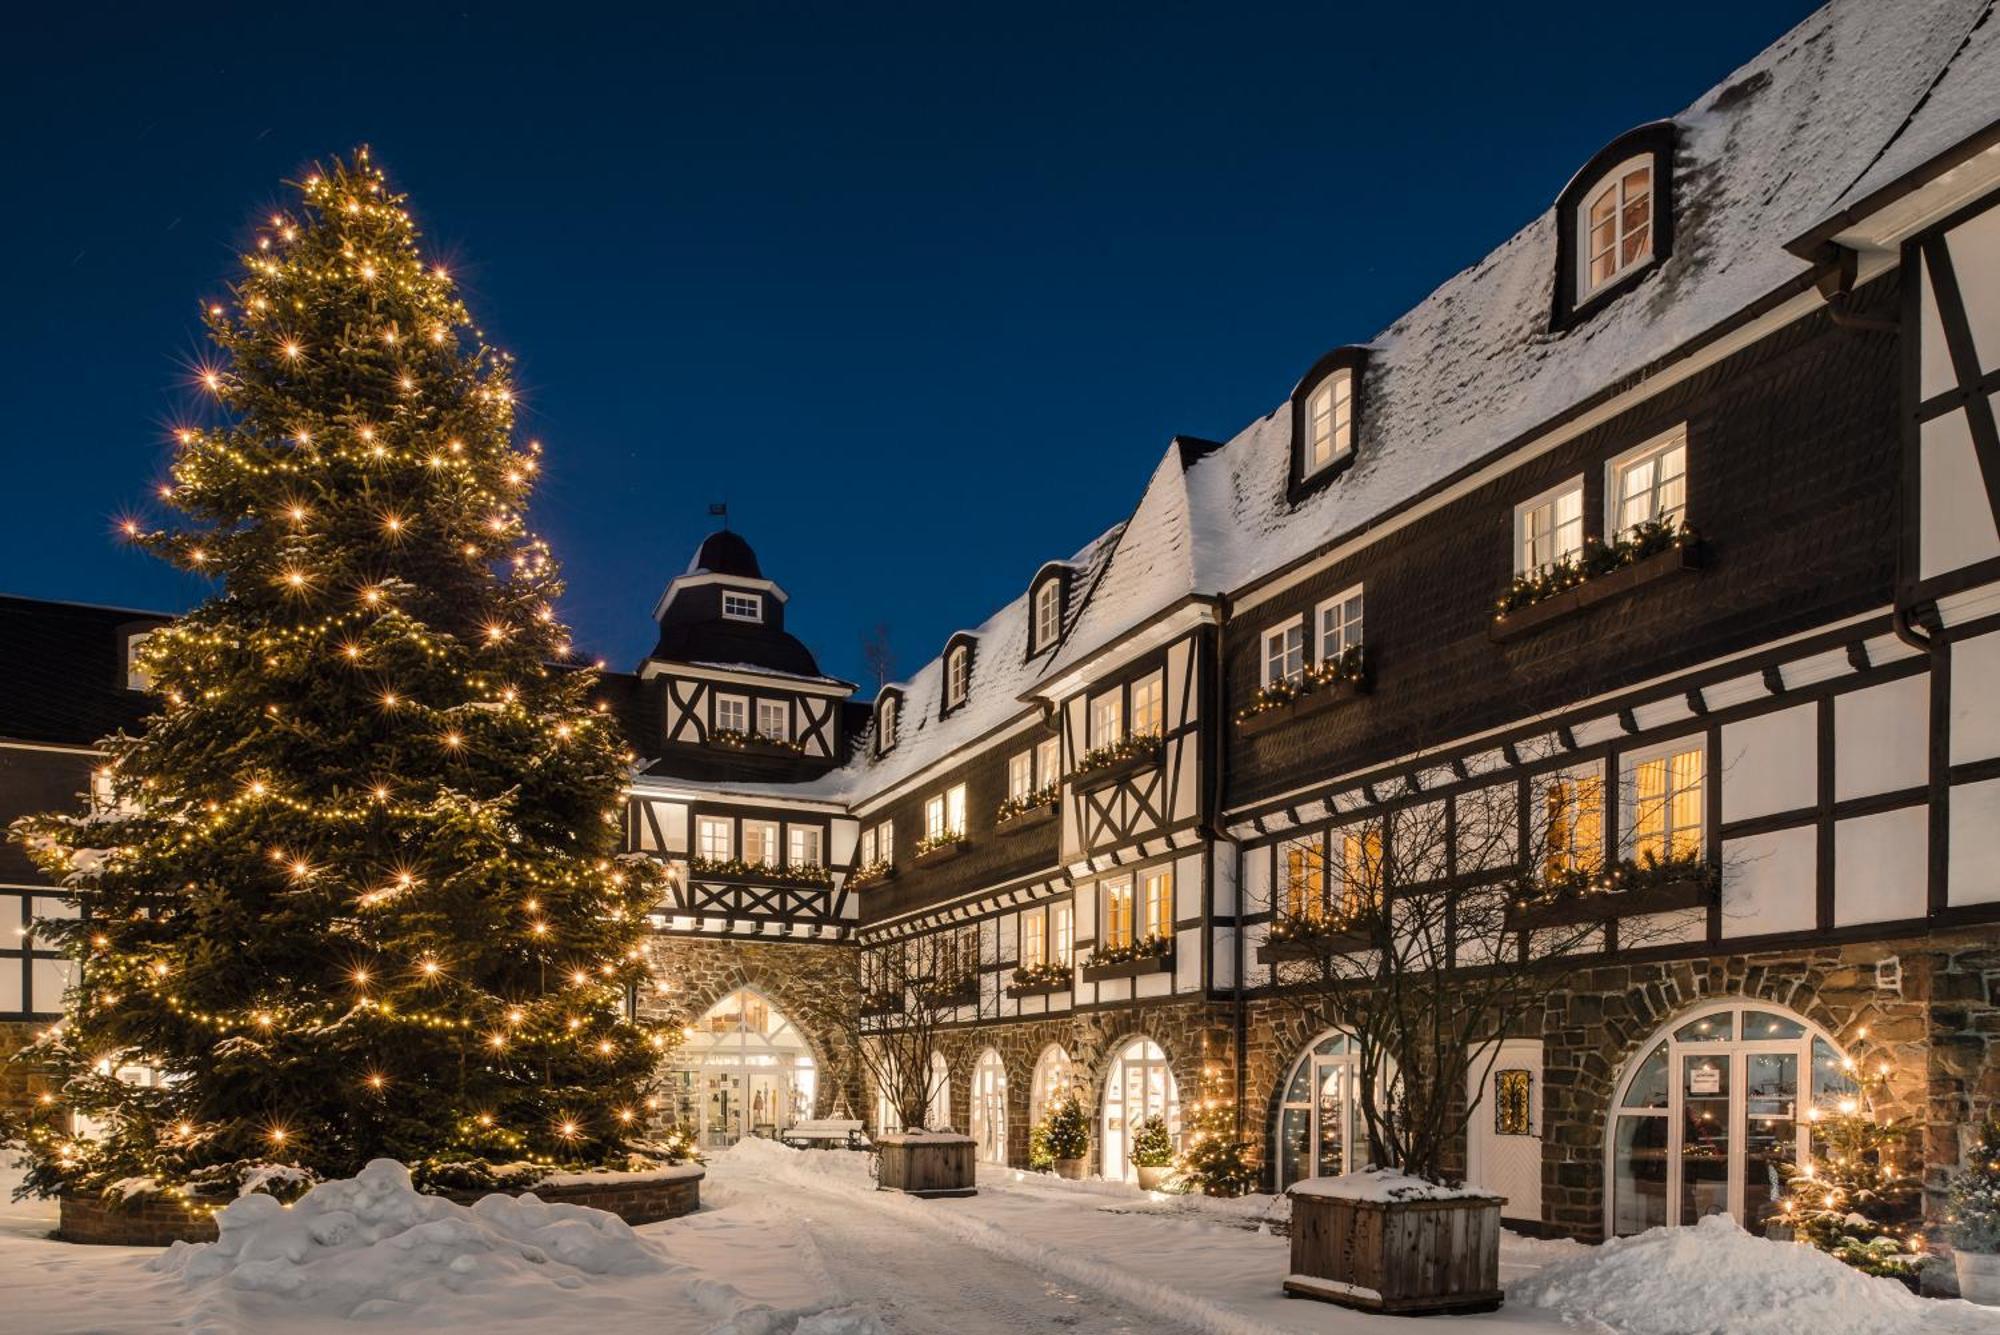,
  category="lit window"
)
[859,826,877,867]
[1334,823,1382,917]
[1303,369,1354,476]
[1263,620,1305,686]
[1021,907,1048,969]
[946,783,966,836]
[756,699,788,741]
[1102,877,1135,949]
[788,826,823,868]
[1580,157,1654,297]
[1035,735,1060,786]
[1630,745,1704,865]
[721,591,763,622]
[1008,751,1033,801]
[695,816,732,861]
[1280,835,1326,919]
[1608,428,1688,537]
[1034,579,1062,651]
[1130,671,1163,738]
[715,695,748,734]
[1541,770,1606,879]
[880,820,894,862]
[1515,478,1585,574]
[877,696,898,752]
[743,820,779,867]
[1315,586,1364,663]
[1090,691,1123,747]
[1052,901,1074,965]
[125,630,155,692]
[1141,867,1172,938]
[946,646,970,708]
